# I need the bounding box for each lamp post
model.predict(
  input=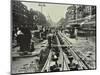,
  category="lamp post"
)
[38,3,46,39]
[75,5,78,40]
